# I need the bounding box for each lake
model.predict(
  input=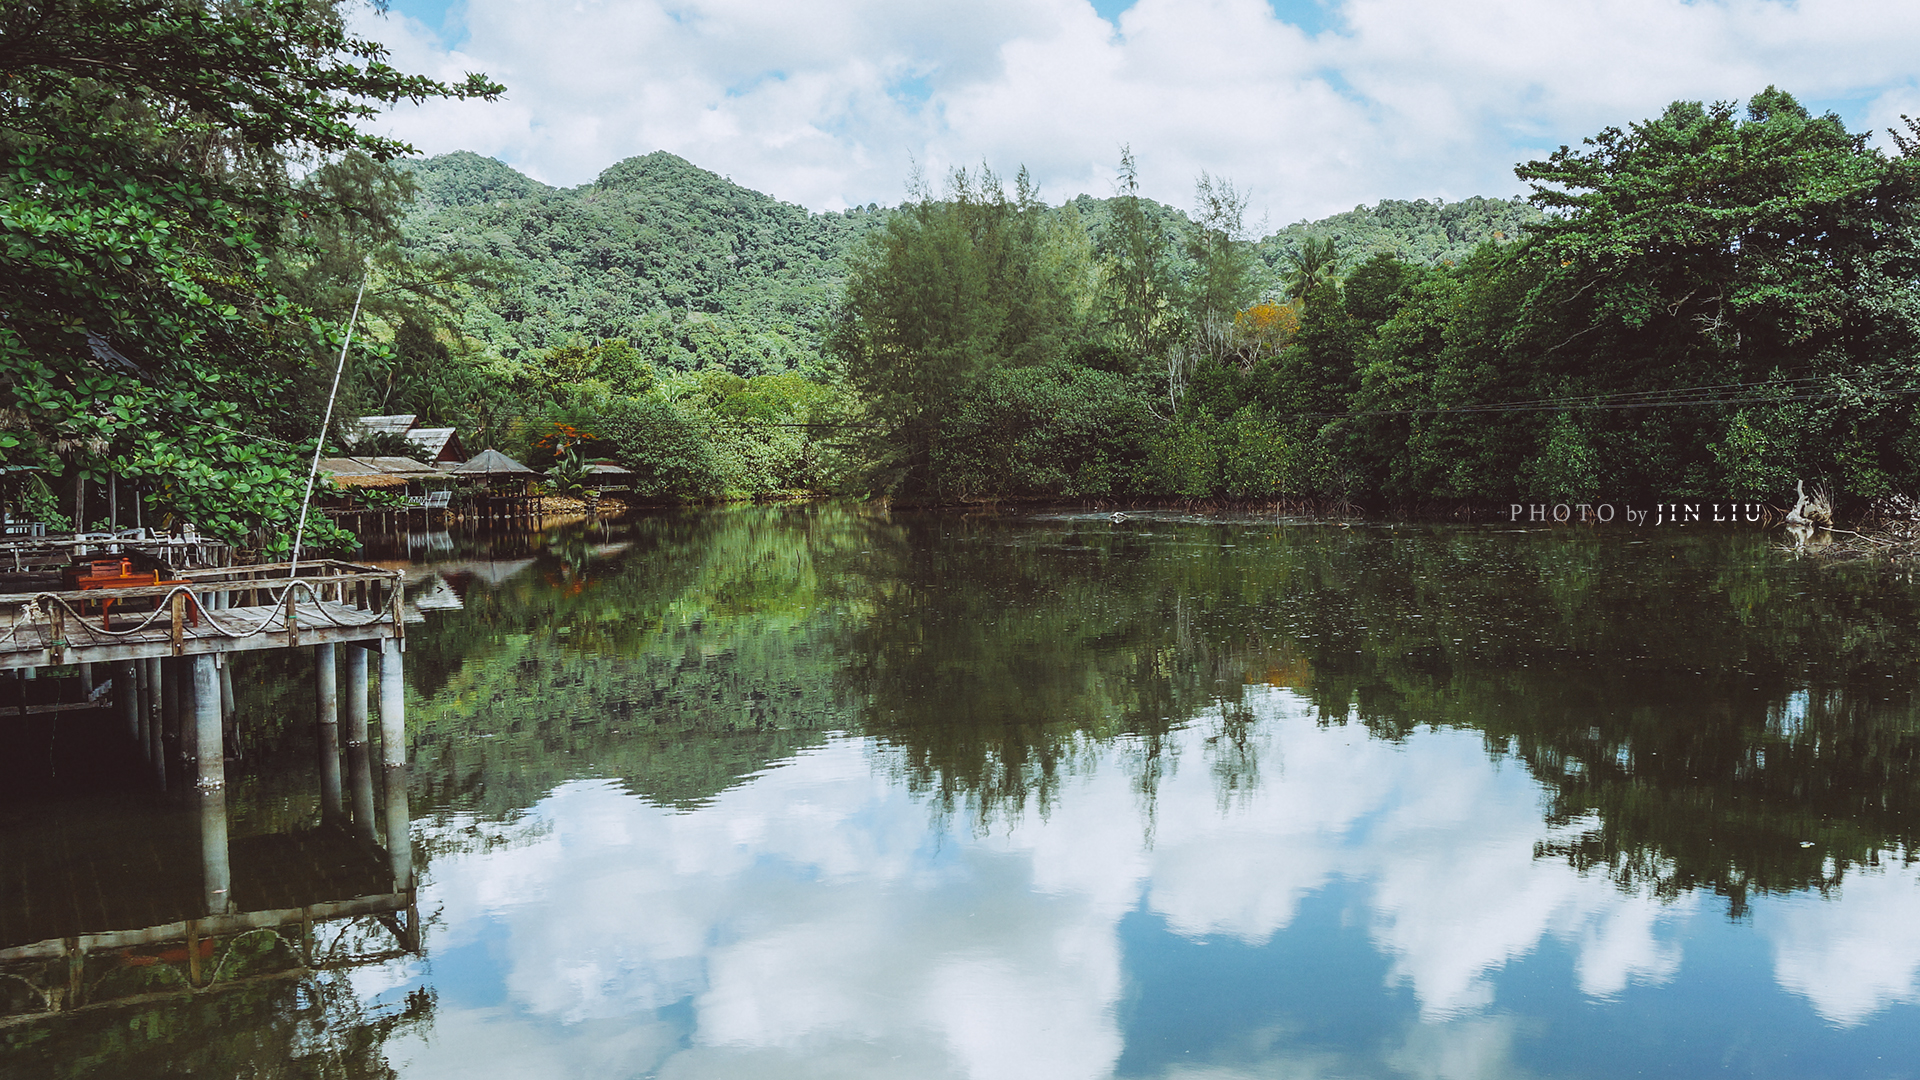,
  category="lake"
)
[5,504,1920,1079]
